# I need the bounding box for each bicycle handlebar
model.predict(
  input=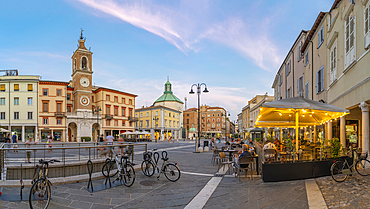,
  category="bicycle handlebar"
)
[38,159,60,164]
